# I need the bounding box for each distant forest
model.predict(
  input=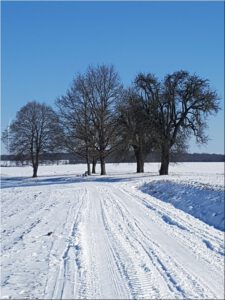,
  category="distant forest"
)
[1,152,224,166]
